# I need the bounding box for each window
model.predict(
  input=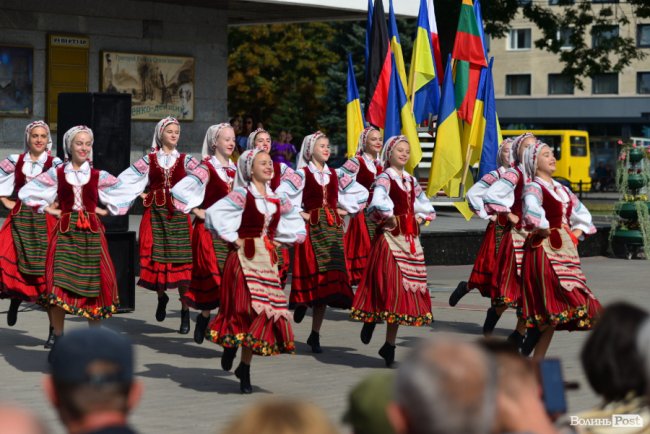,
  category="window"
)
[570,136,587,157]
[536,135,562,160]
[557,28,573,49]
[506,75,531,95]
[638,24,650,48]
[548,74,574,95]
[592,0,618,2]
[592,25,618,48]
[592,73,618,94]
[638,72,650,94]
[549,0,574,4]
[508,29,532,50]
[518,0,531,5]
